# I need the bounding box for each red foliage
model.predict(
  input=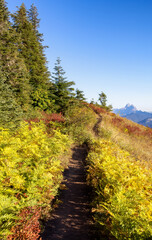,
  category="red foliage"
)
[124,124,142,135]
[8,206,41,240]
[112,116,124,125]
[111,115,152,138]
[145,128,152,137]
[112,116,142,135]
[26,112,65,126]
[41,112,65,123]
[89,104,107,114]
